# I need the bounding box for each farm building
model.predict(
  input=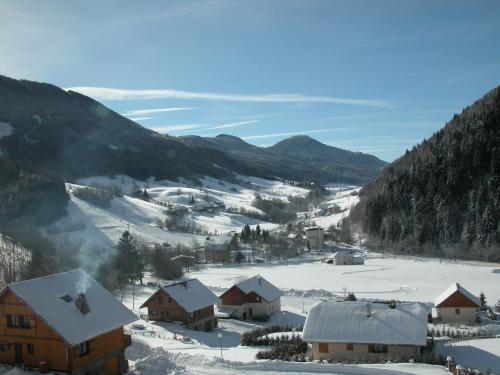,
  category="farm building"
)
[305,227,324,250]
[140,278,218,331]
[0,269,137,374]
[329,250,365,265]
[219,275,282,320]
[205,235,234,263]
[433,283,480,323]
[303,301,428,361]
